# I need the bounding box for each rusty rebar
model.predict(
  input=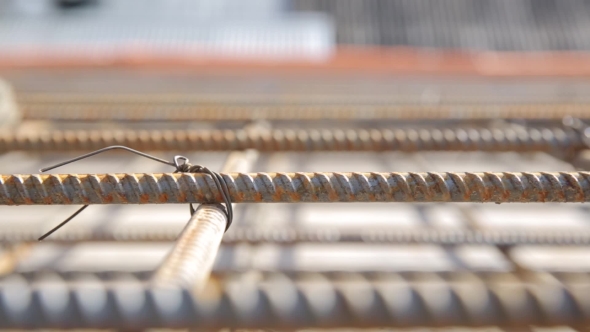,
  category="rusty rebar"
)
[152,149,258,289]
[0,171,589,205]
[0,126,582,153]
[0,127,586,154]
